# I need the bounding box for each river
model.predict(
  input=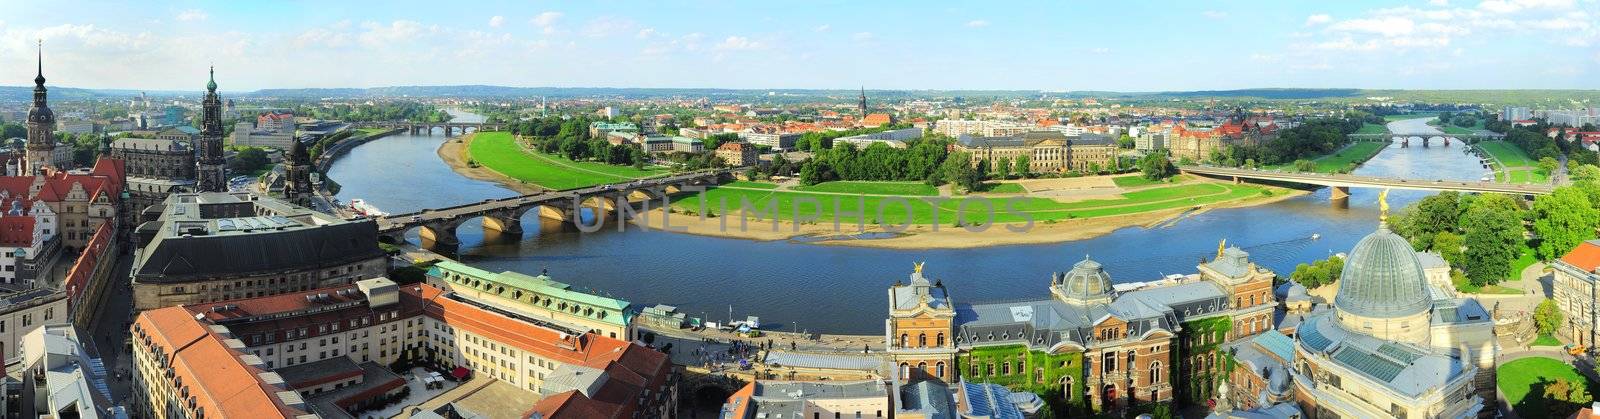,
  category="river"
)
[329,111,1488,334]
